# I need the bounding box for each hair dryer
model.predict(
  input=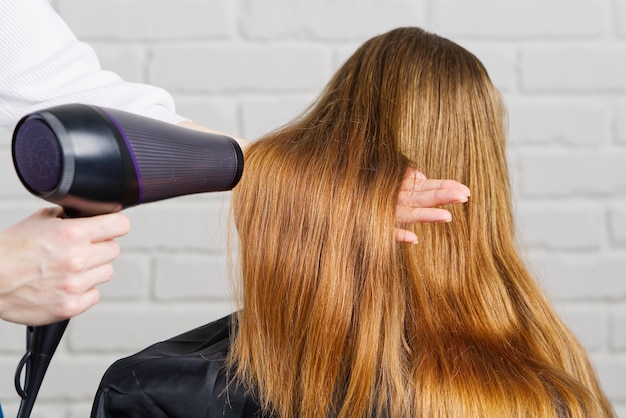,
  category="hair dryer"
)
[11,103,244,418]
[12,103,243,215]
